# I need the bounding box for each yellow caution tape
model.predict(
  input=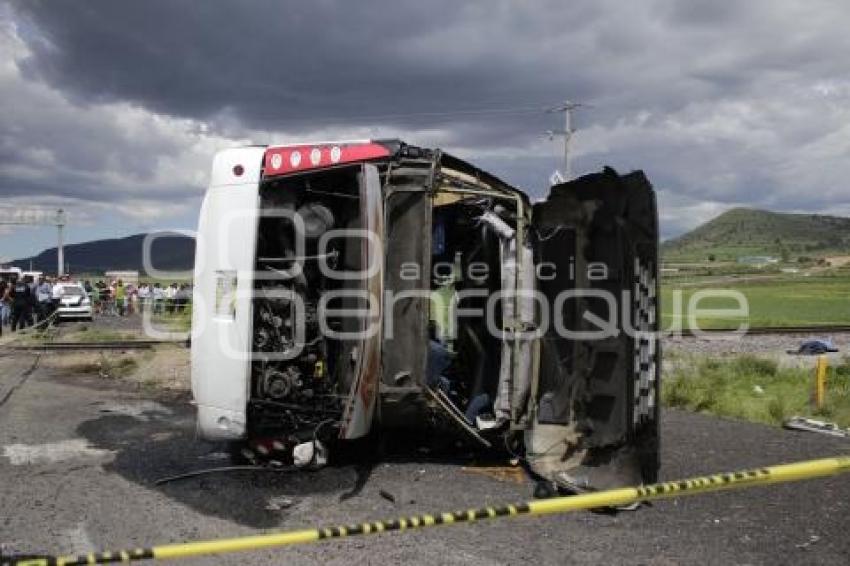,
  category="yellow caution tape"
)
[6,455,850,565]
